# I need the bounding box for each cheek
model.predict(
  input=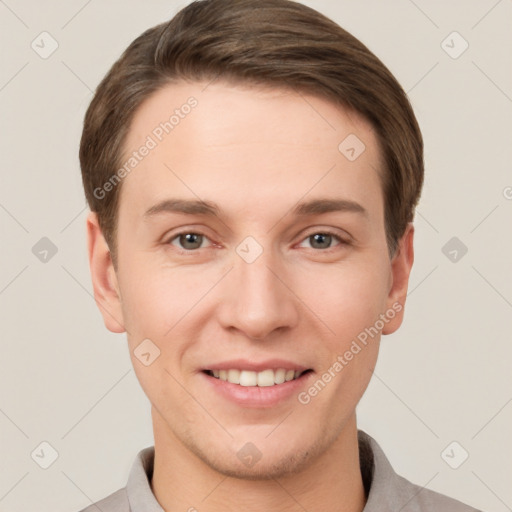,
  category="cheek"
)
[298,264,387,414]
[130,355,196,425]
[302,257,390,342]
[117,258,199,337]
